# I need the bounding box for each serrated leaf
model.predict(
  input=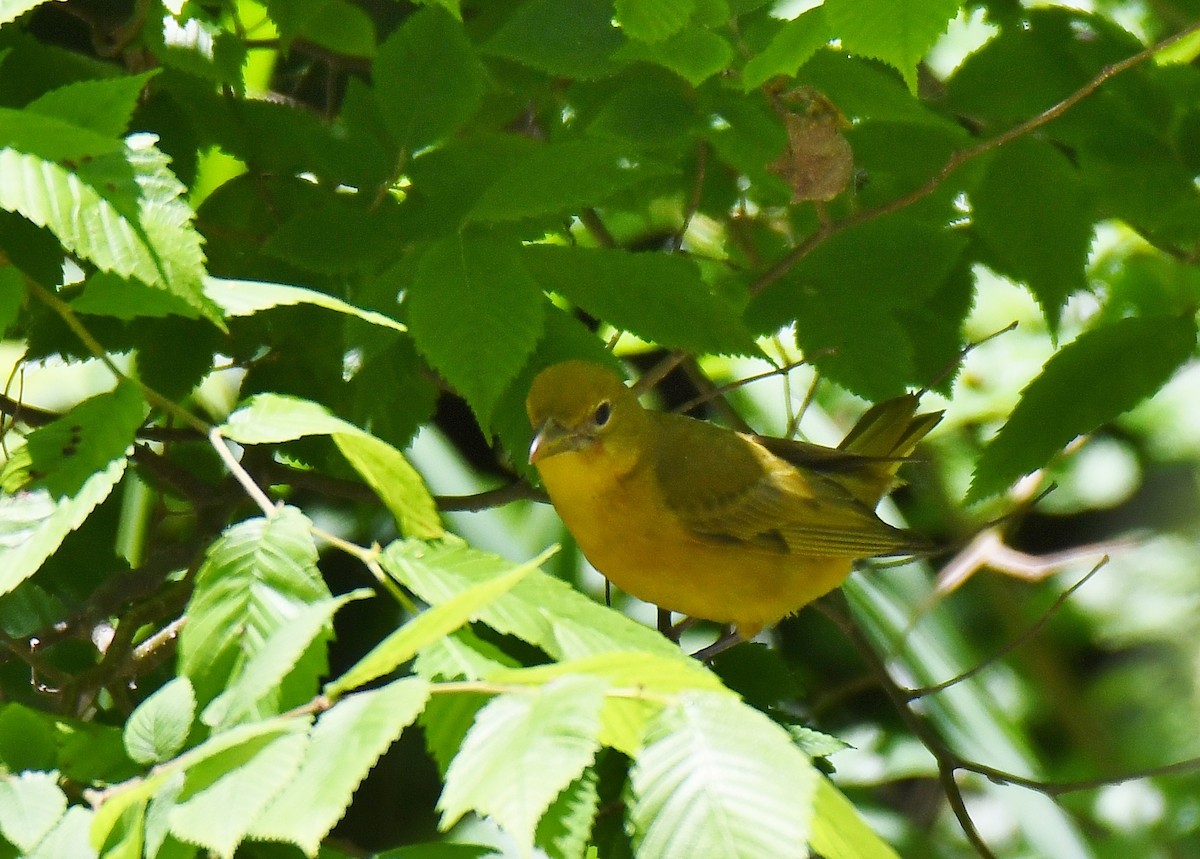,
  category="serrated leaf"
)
[438,675,607,851]
[468,139,677,223]
[0,457,125,599]
[375,7,484,152]
[203,590,372,730]
[0,136,221,326]
[327,552,545,697]
[969,315,1197,502]
[972,138,1094,329]
[522,245,760,356]
[742,9,831,90]
[221,393,440,538]
[484,0,624,80]
[809,776,900,859]
[615,0,694,43]
[17,381,145,500]
[0,771,67,852]
[629,692,817,859]
[250,677,432,854]
[823,0,960,92]
[25,71,159,138]
[125,677,197,765]
[178,507,331,707]
[414,627,520,682]
[23,805,96,859]
[407,233,544,430]
[745,218,967,399]
[536,769,600,859]
[169,731,308,859]
[0,0,55,25]
[72,271,198,320]
[614,26,734,86]
[0,107,124,162]
[788,726,851,760]
[381,538,681,660]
